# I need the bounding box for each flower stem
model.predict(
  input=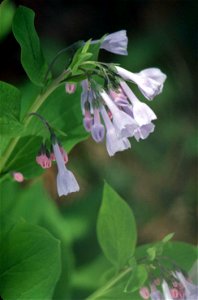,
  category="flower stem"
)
[86,267,132,300]
[0,74,65,174]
